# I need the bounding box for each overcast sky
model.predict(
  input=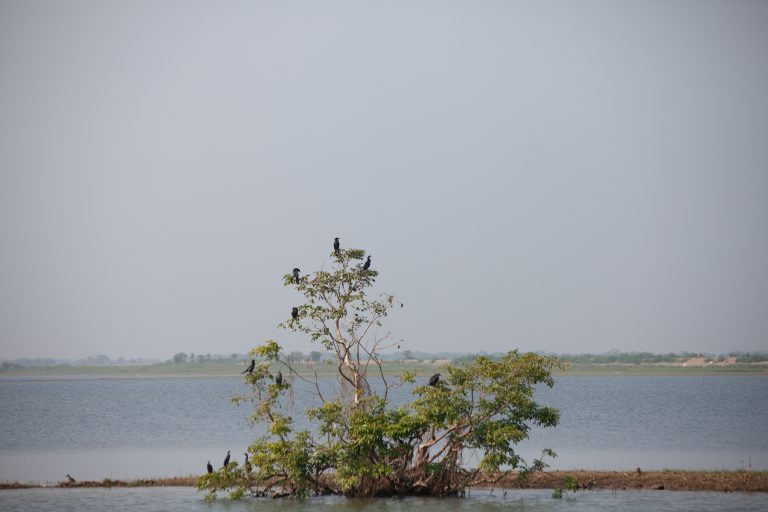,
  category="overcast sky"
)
[1,0,767,360]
